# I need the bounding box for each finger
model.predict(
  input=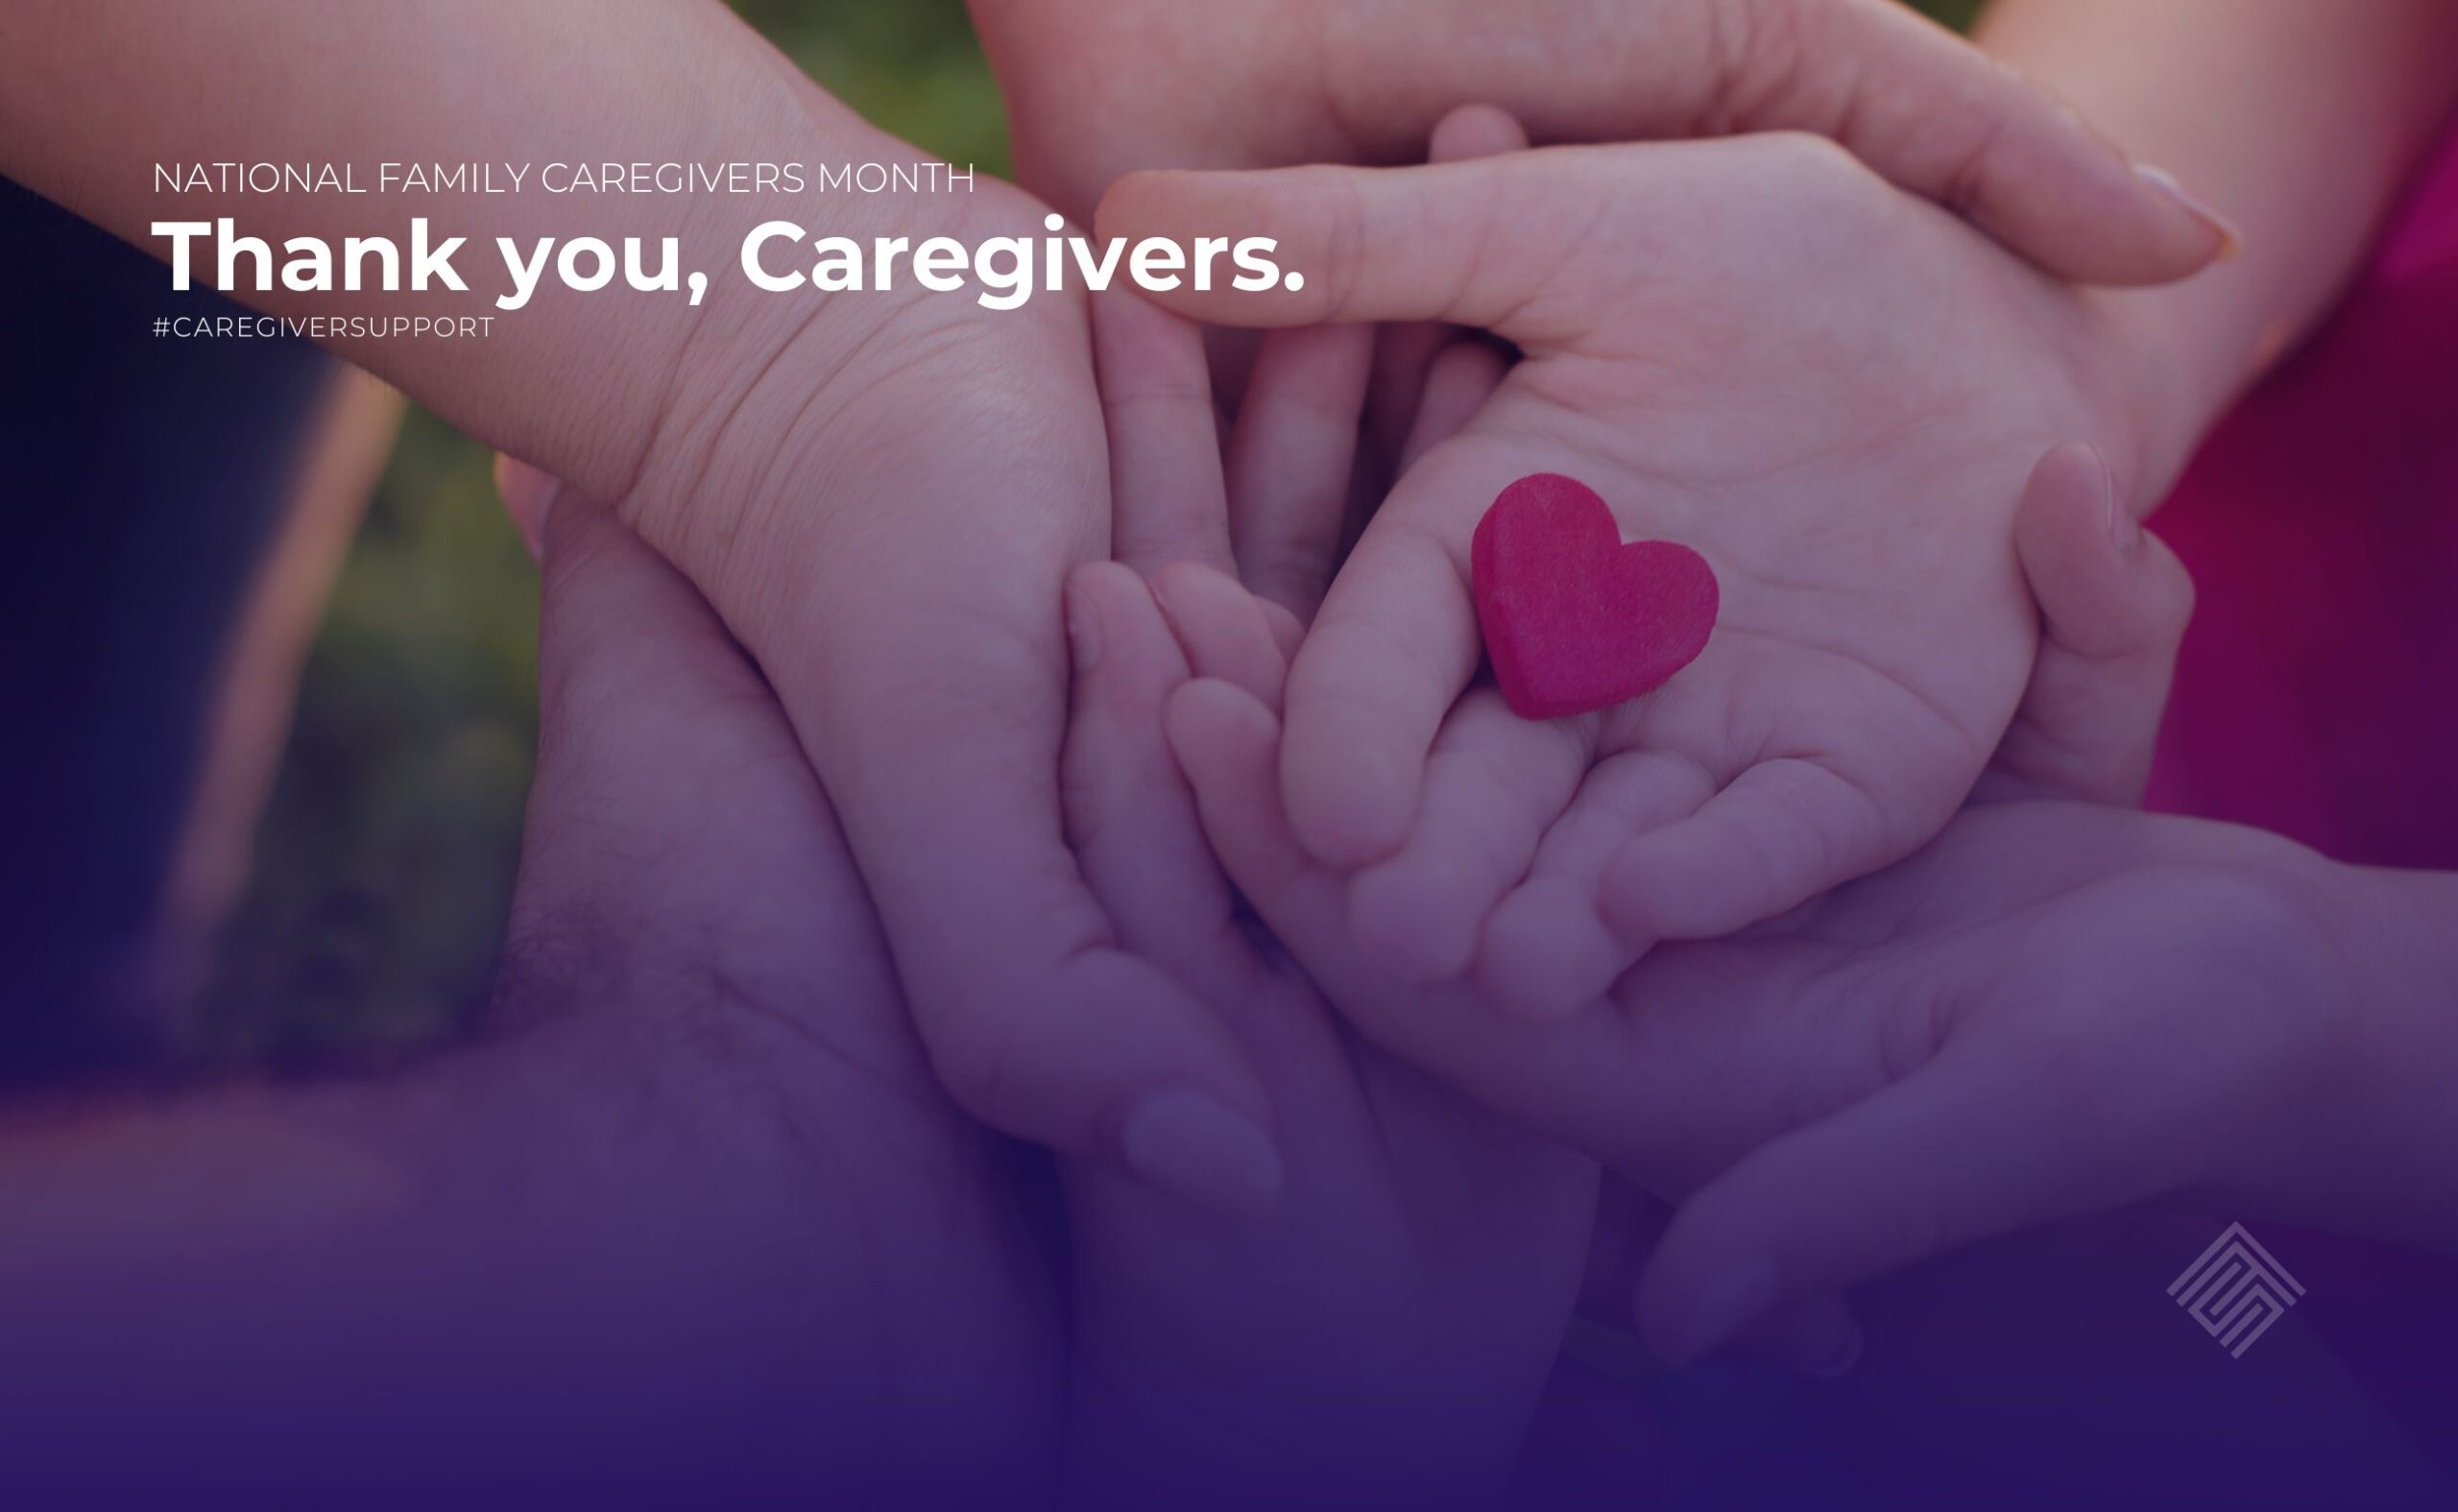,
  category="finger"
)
[1092,285,1235,575]
[1599,758,1898,946]
[1062,563,1252,989]
[809,600,1283,1221]
[1361,104,1532,476]
[1344,690,1587,983]
[1225,323,1374,619]
[1309,0,2234,284]
[1398,340,1510,474]
[1164,678,1349,929]
[1149,560,1293,711]
[1637,1044,2160,1366]
[1259,598,1306,667]
[1098,153,1610,339]
[1430,101,1533,163]
[1981,443,2197,806]
[1582,1180,1861,1377]
[1745,0,2237,283]
[1475,751,1718,1020]
[494,454,561,564]
[1280,507,1484,867]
